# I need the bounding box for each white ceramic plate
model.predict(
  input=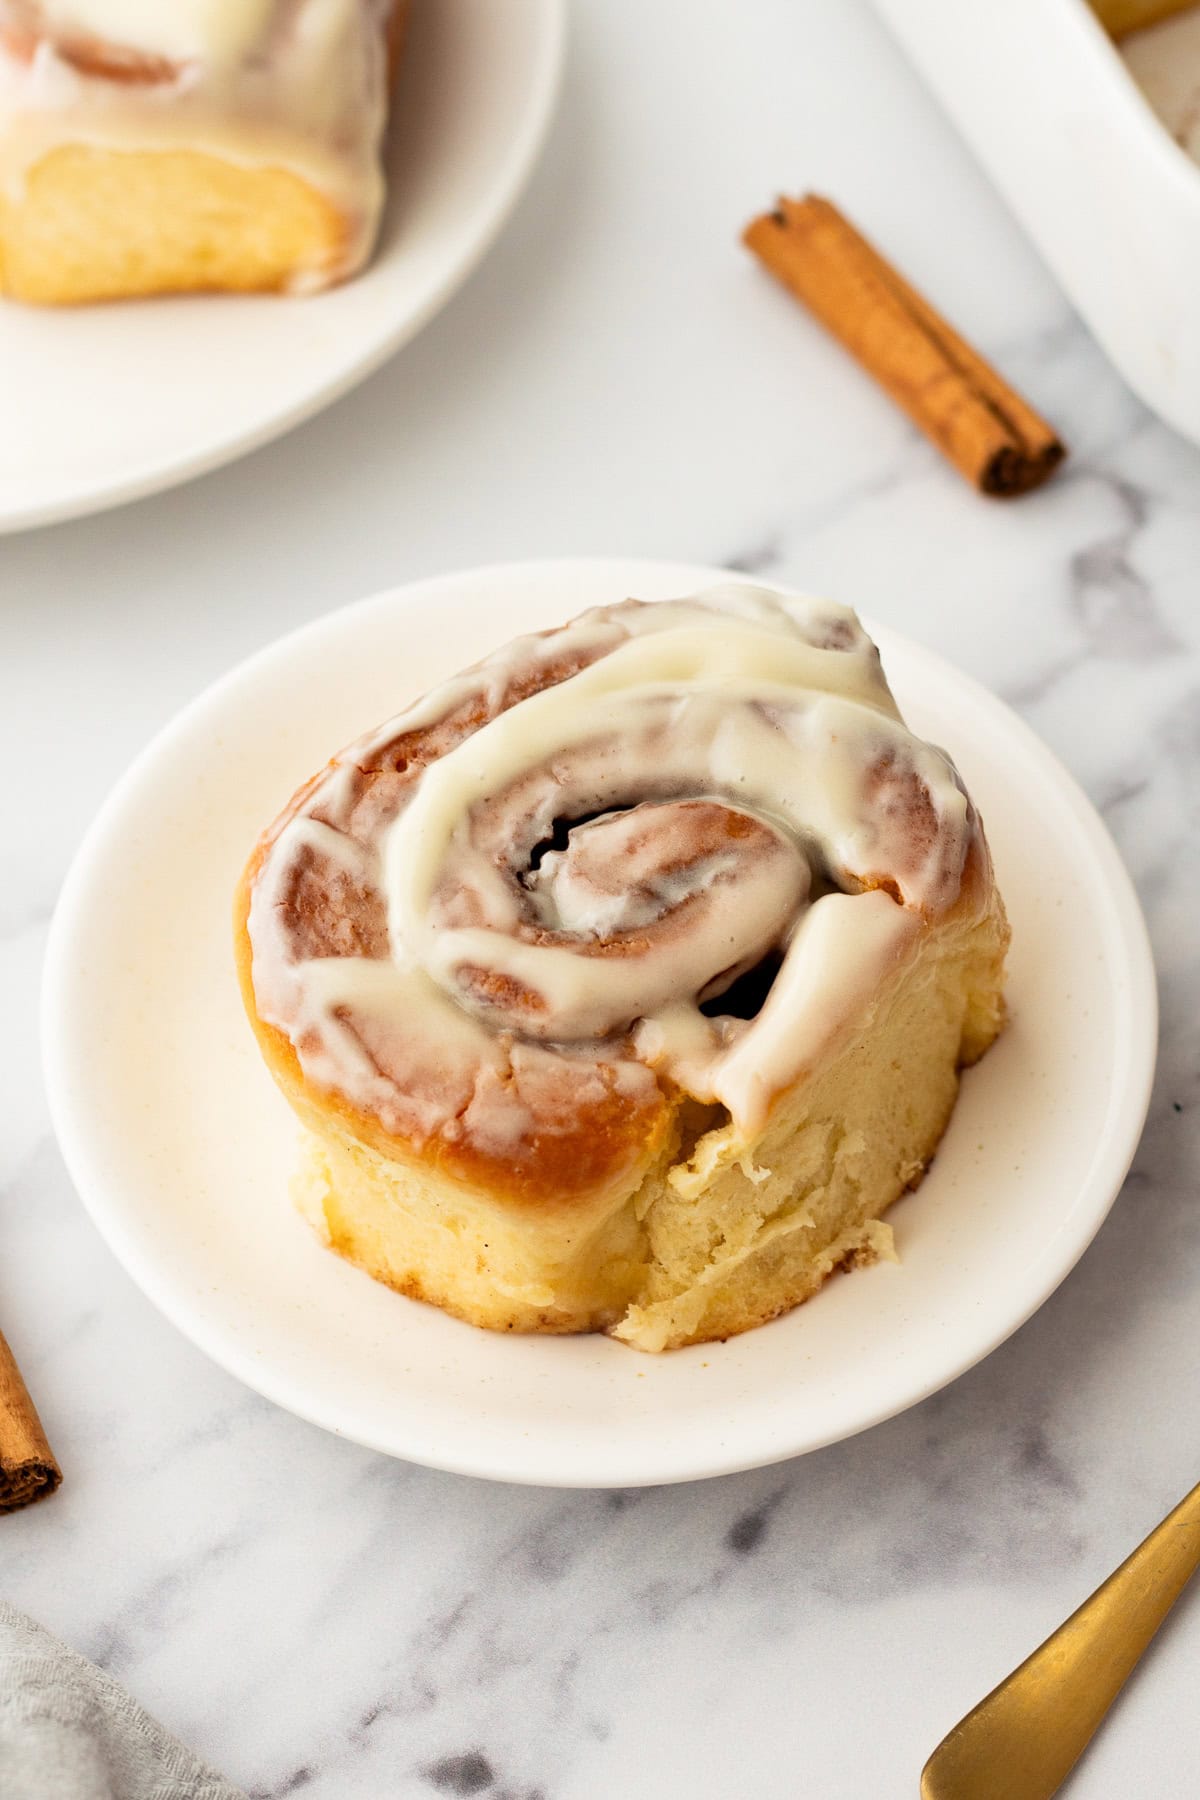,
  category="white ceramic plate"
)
[871,0,1200,446]
[0,0,564,535]
[42,559,1157,1488]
